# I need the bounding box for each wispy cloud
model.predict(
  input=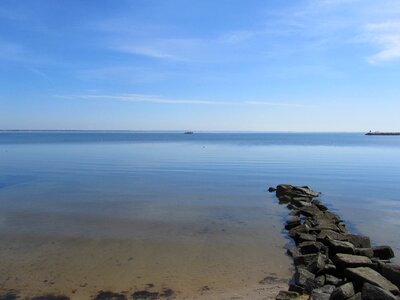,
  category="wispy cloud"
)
[55,93,312,108]
[363,21,400,64]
